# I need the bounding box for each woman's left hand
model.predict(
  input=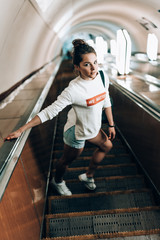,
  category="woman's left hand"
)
[108,127,116,141]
